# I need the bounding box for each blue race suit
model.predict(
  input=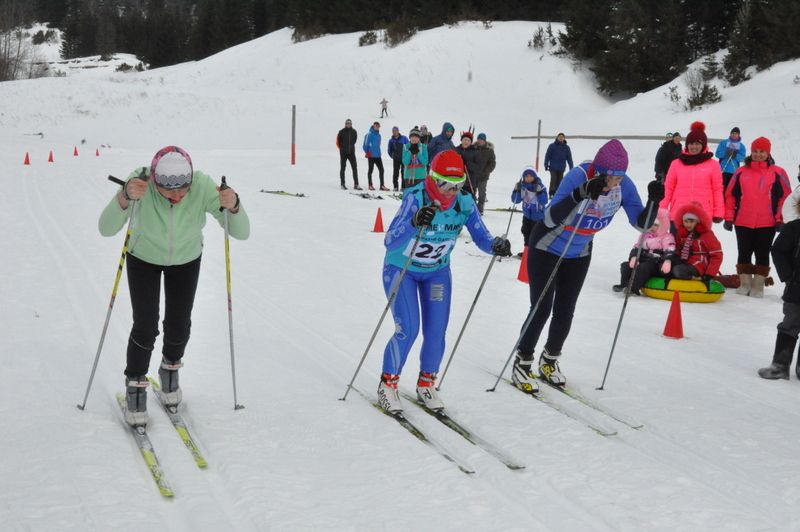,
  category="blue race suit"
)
[381,184,495,374]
